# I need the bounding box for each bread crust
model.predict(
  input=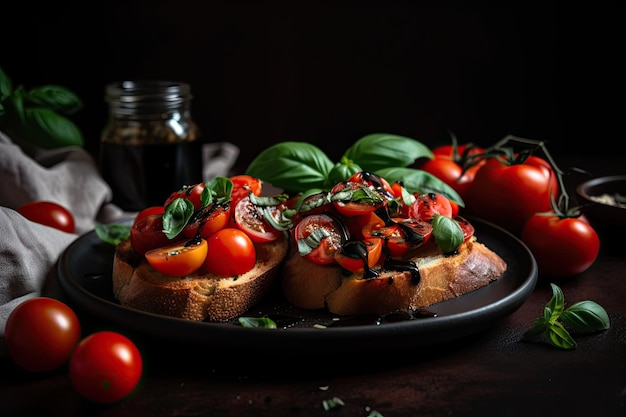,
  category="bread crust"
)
[281,236,507,316]
[112,236,289,322]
